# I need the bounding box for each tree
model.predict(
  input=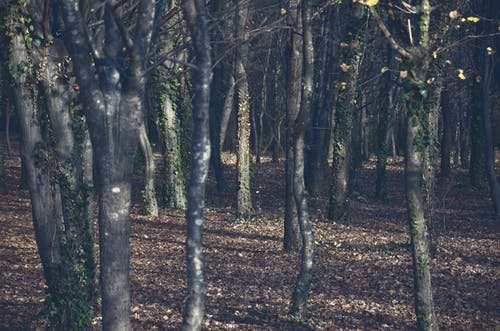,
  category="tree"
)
[7,1,97,328]
[370,1,438,328]
[283,0,302,252]
[234,0,253,219]
[328,2,367,222]
[181,0,212,329]
[58,1,156,329]
[290,0,315,319]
